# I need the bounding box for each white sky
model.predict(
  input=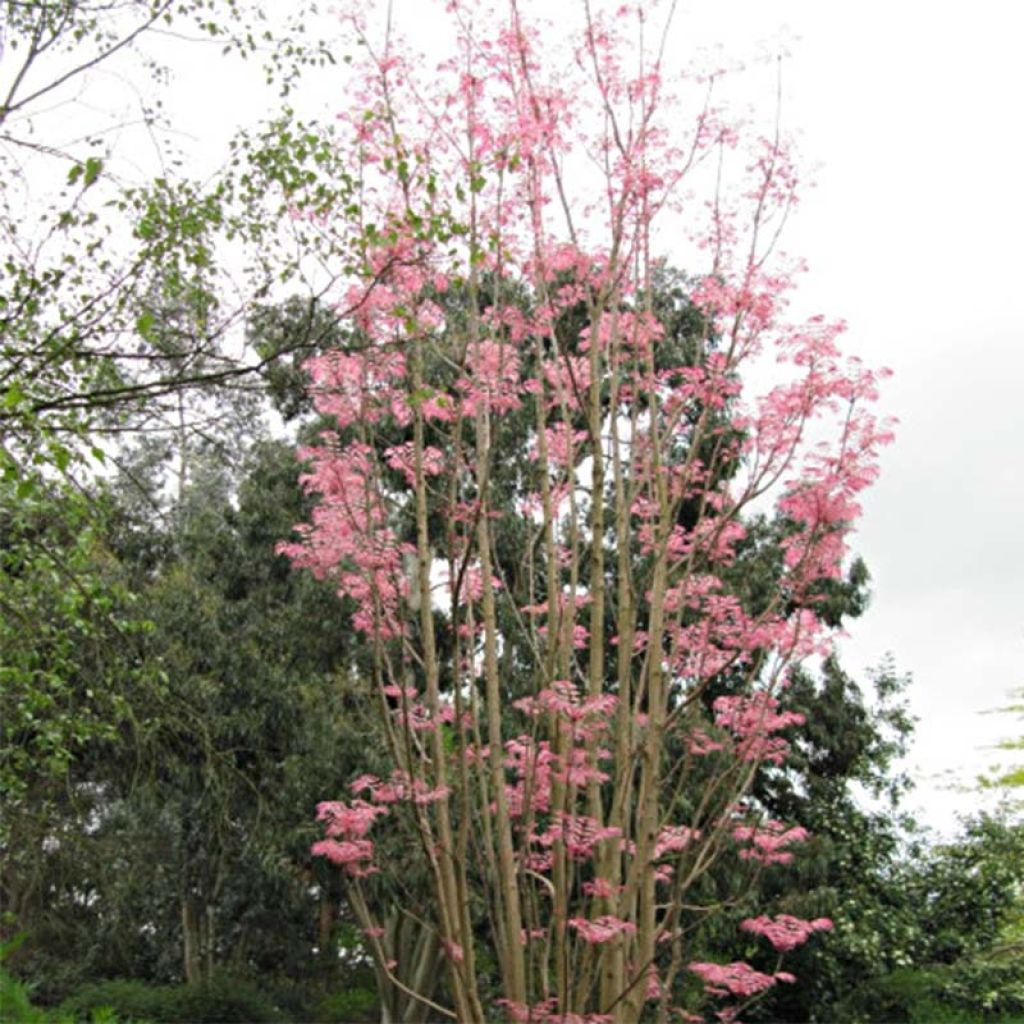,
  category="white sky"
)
[671,0,1024,833]
[10,0,1021,834]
